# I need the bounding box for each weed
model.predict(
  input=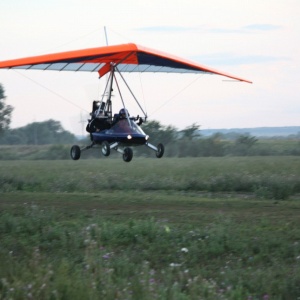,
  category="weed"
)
[1,196,300,299]
[1,157,300,199]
